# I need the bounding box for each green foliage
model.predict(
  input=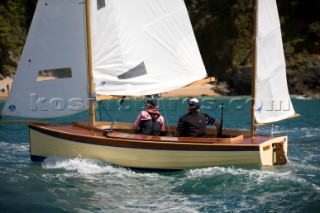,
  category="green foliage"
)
[0,0,28,54]
[0,0,319,96]
[2,64,15,76]
[309,21,320,37]
[0,0,36,75]
[187,0,319,96]
[231,0,254,67]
